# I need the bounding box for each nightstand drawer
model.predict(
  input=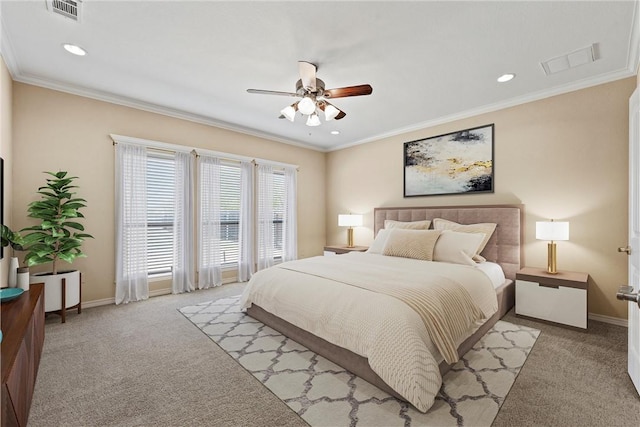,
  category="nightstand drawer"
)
[515,279,587,328]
